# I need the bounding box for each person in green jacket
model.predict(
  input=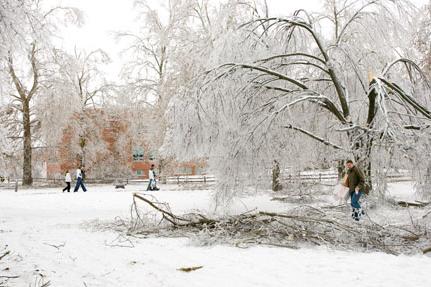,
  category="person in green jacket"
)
[345,160,366,221]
